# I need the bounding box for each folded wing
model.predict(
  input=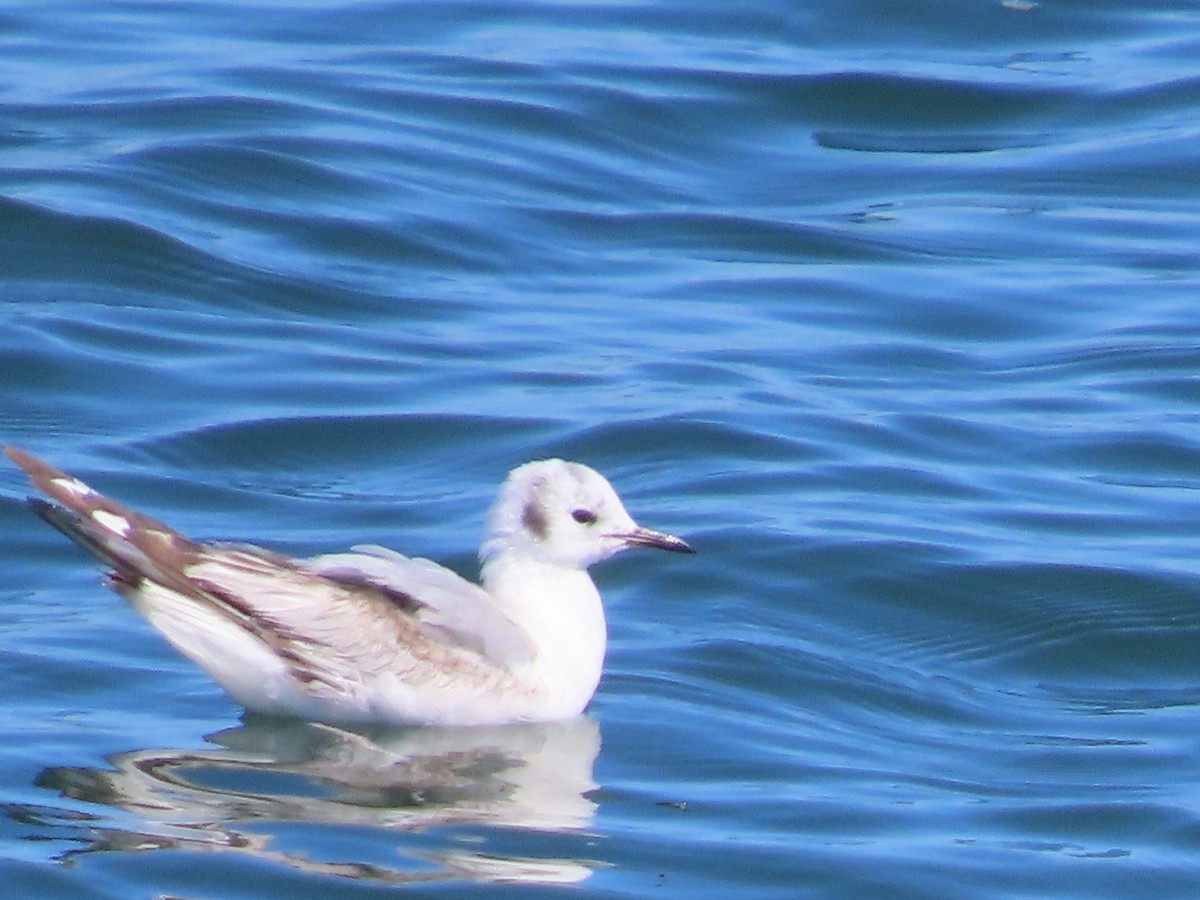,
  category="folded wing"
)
[4,446,531,709]
[304,544,536,668]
